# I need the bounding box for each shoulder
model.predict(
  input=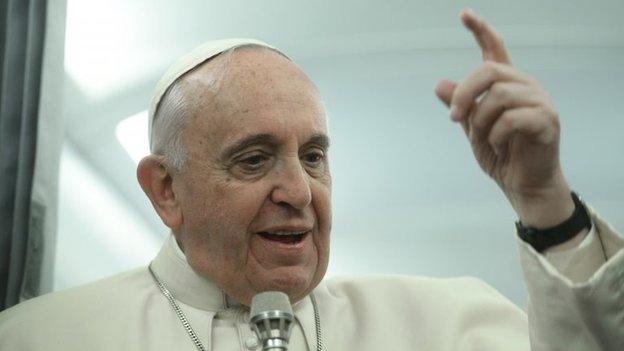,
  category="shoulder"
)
[313,274,527,346]
[312,275,528,348]
[315,274,524,319]
[0,267,155,346]
[321,273,505,302]
[1,266,152,318]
